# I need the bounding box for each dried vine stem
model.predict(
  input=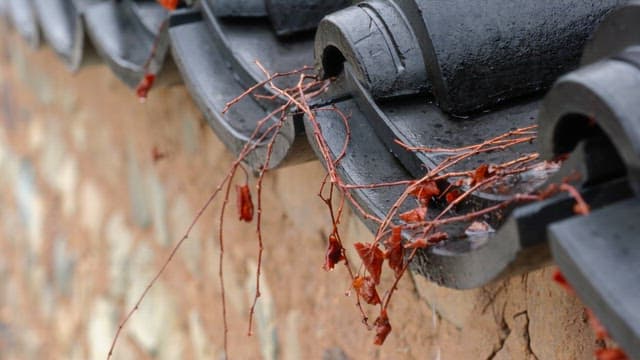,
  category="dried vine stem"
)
[110,56,593,356]
[378,125,538,239]
[303,115,591,344]
[108,63,327,359]
[106,175,227,359]
[230,66,587,346]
